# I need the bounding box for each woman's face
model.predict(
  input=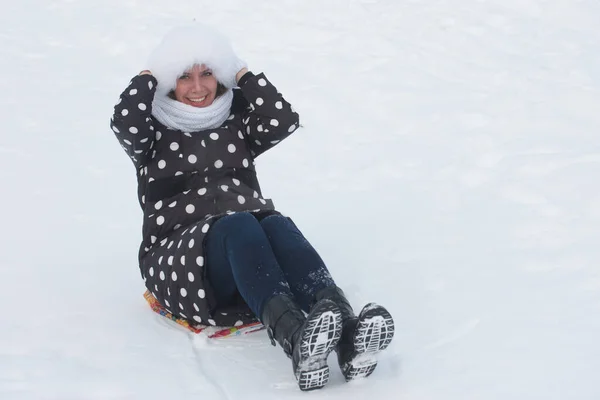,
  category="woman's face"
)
[174,64,218,107]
